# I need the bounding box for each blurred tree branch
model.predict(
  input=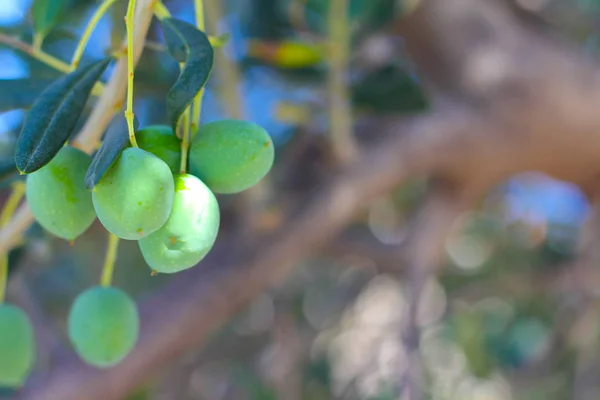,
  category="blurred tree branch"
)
[328,0,358,164]
[399,182,476,400]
